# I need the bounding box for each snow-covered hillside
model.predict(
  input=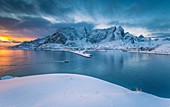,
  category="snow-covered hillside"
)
[0,74,169,107]
[12,26,170,54]
[128,44,170,55]
[12,26,150,49]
